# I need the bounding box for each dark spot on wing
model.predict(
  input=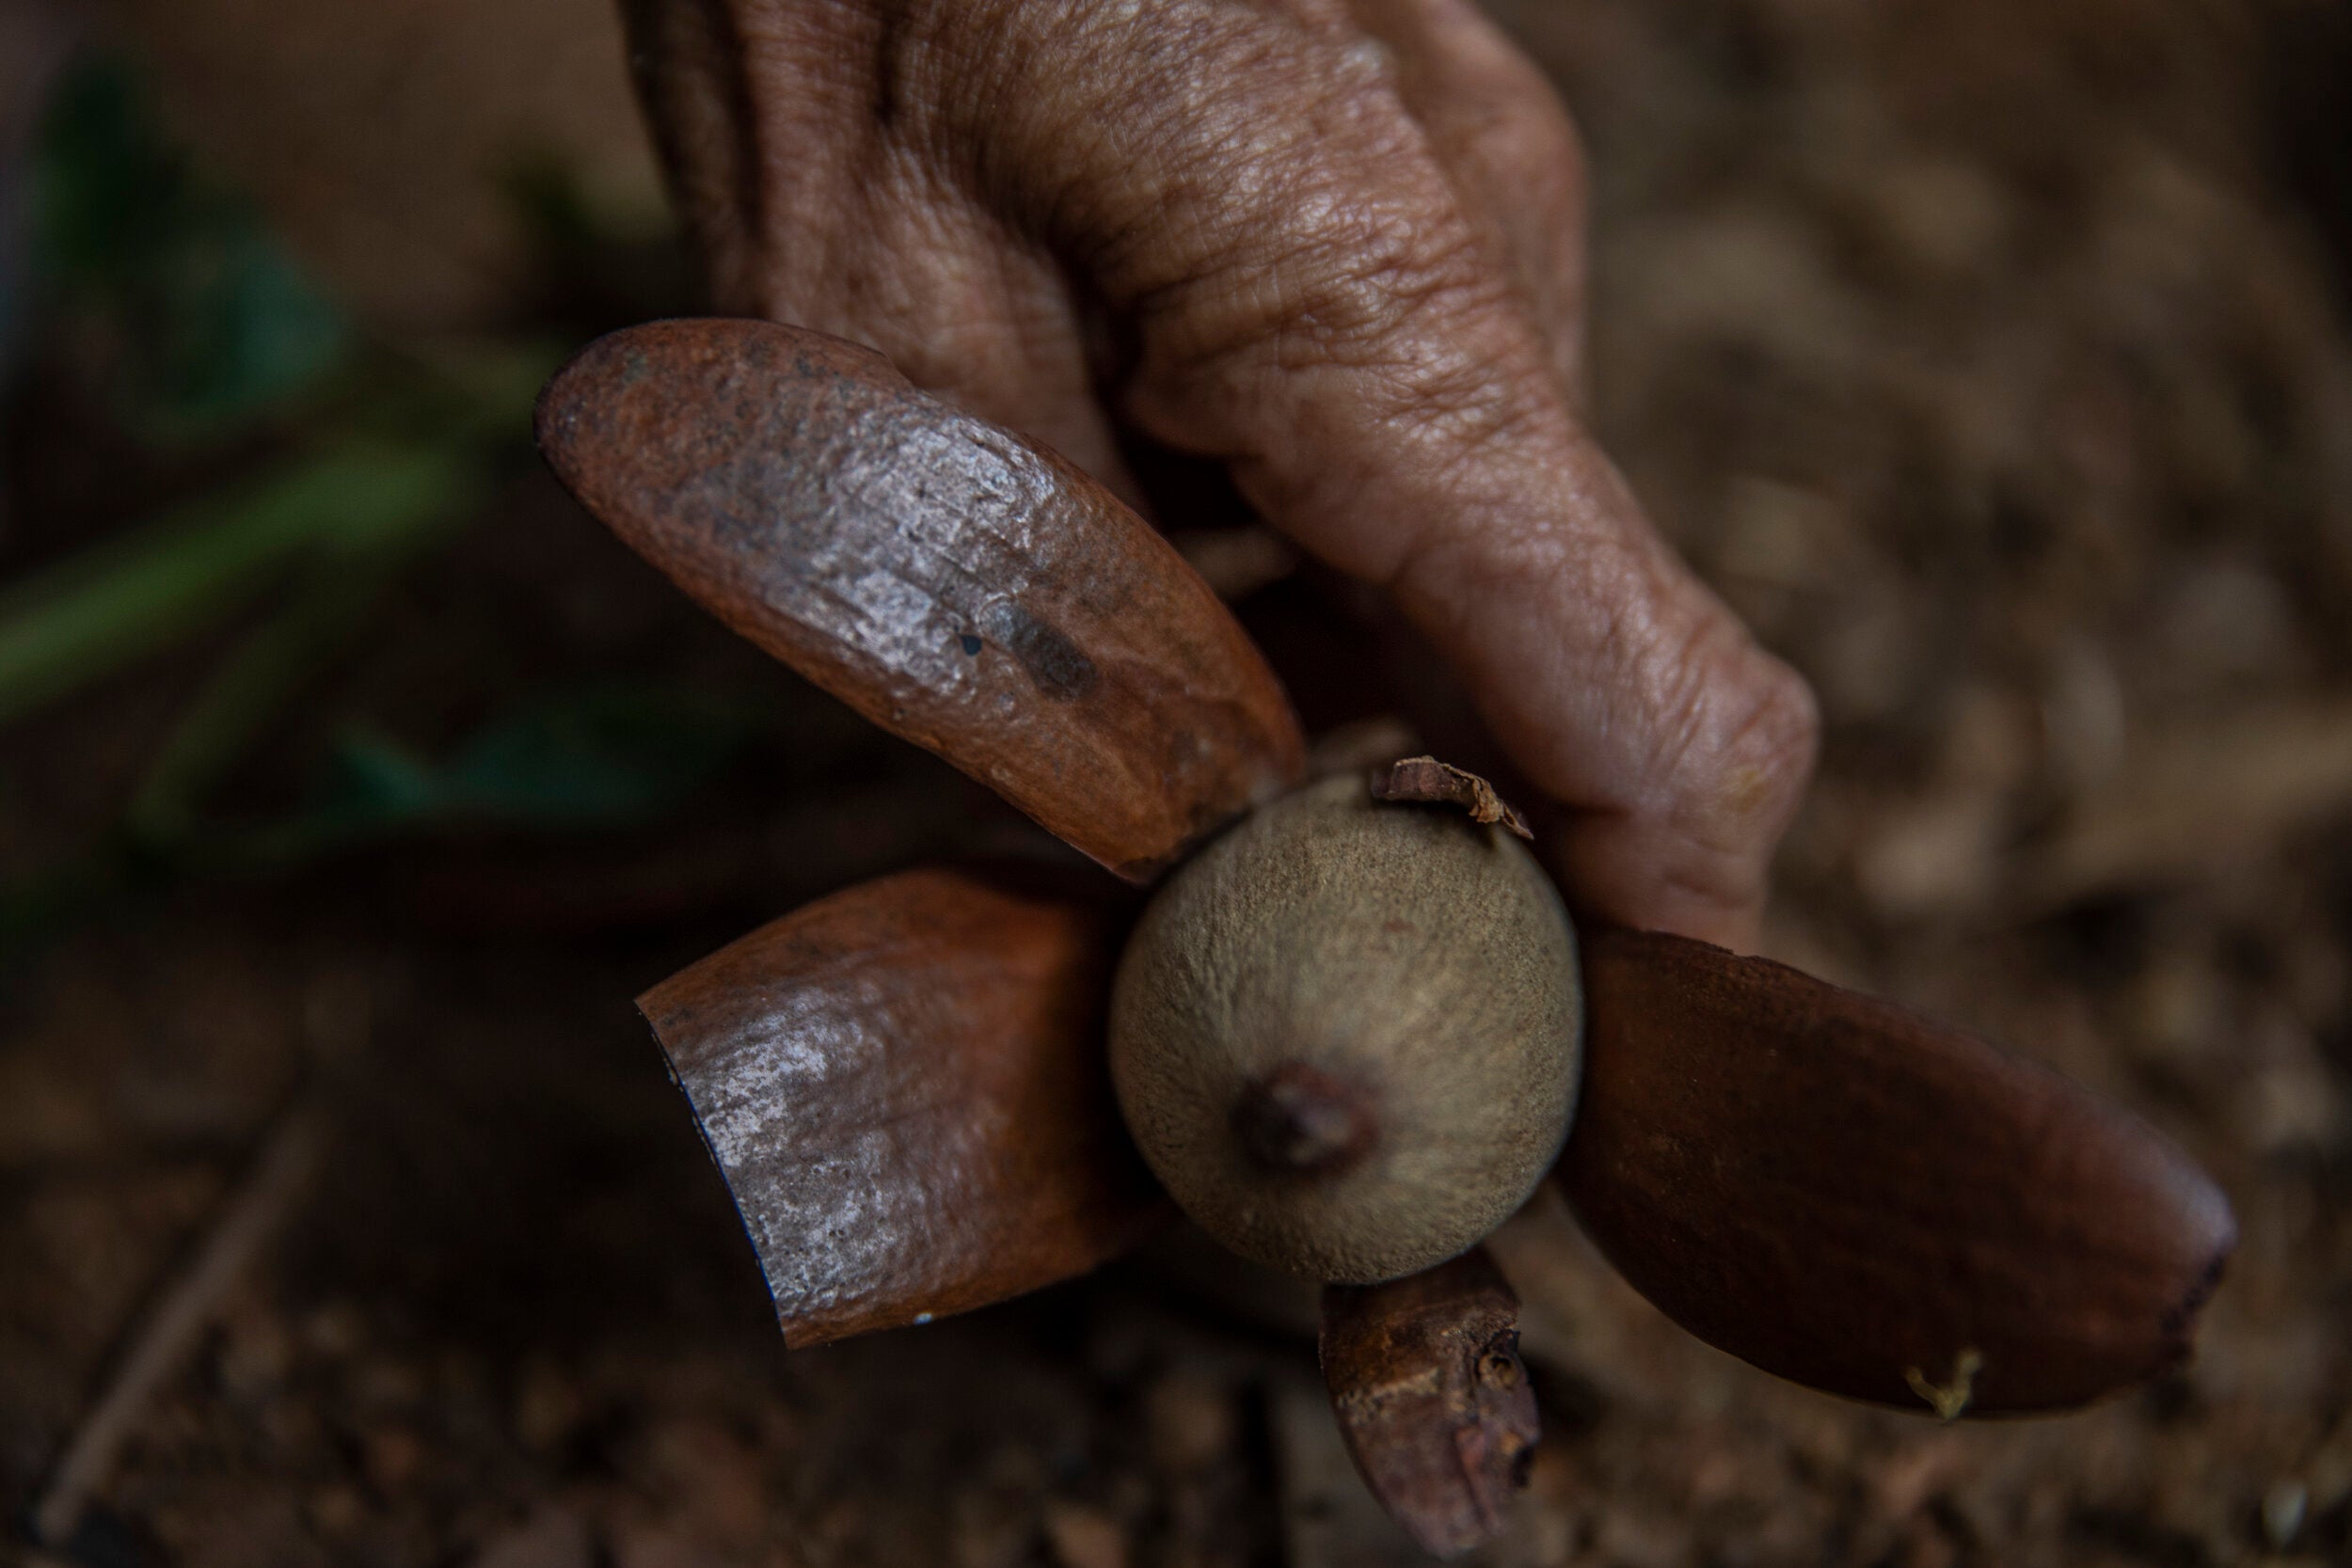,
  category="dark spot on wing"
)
[978,600,1098,701]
